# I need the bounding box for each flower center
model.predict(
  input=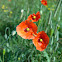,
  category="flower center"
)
[43,2,45,4]
[24,28,30,32]
[33,16,36,19]
[40,39,43,42]
[26,28,30,31]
